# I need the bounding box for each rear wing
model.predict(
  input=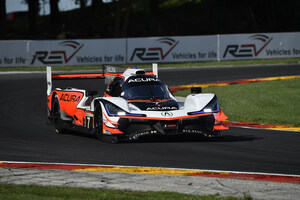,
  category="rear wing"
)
[46,63,158,96]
